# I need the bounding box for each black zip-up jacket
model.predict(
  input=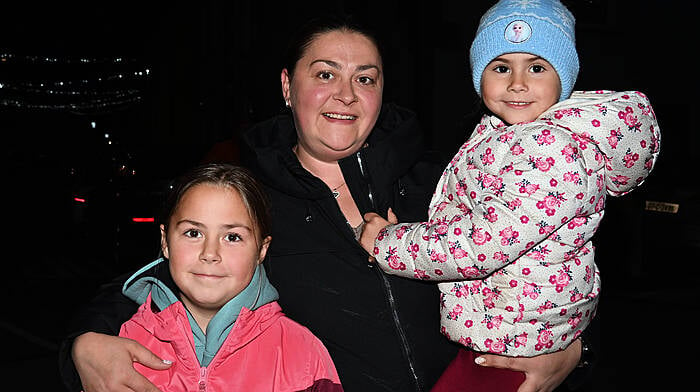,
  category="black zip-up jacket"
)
[240,103,458,391]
